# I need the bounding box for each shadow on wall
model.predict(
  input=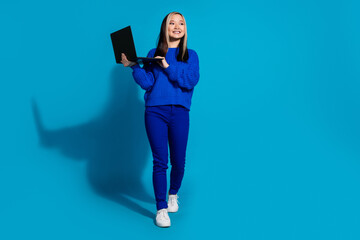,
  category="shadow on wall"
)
[32,65,154,219]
